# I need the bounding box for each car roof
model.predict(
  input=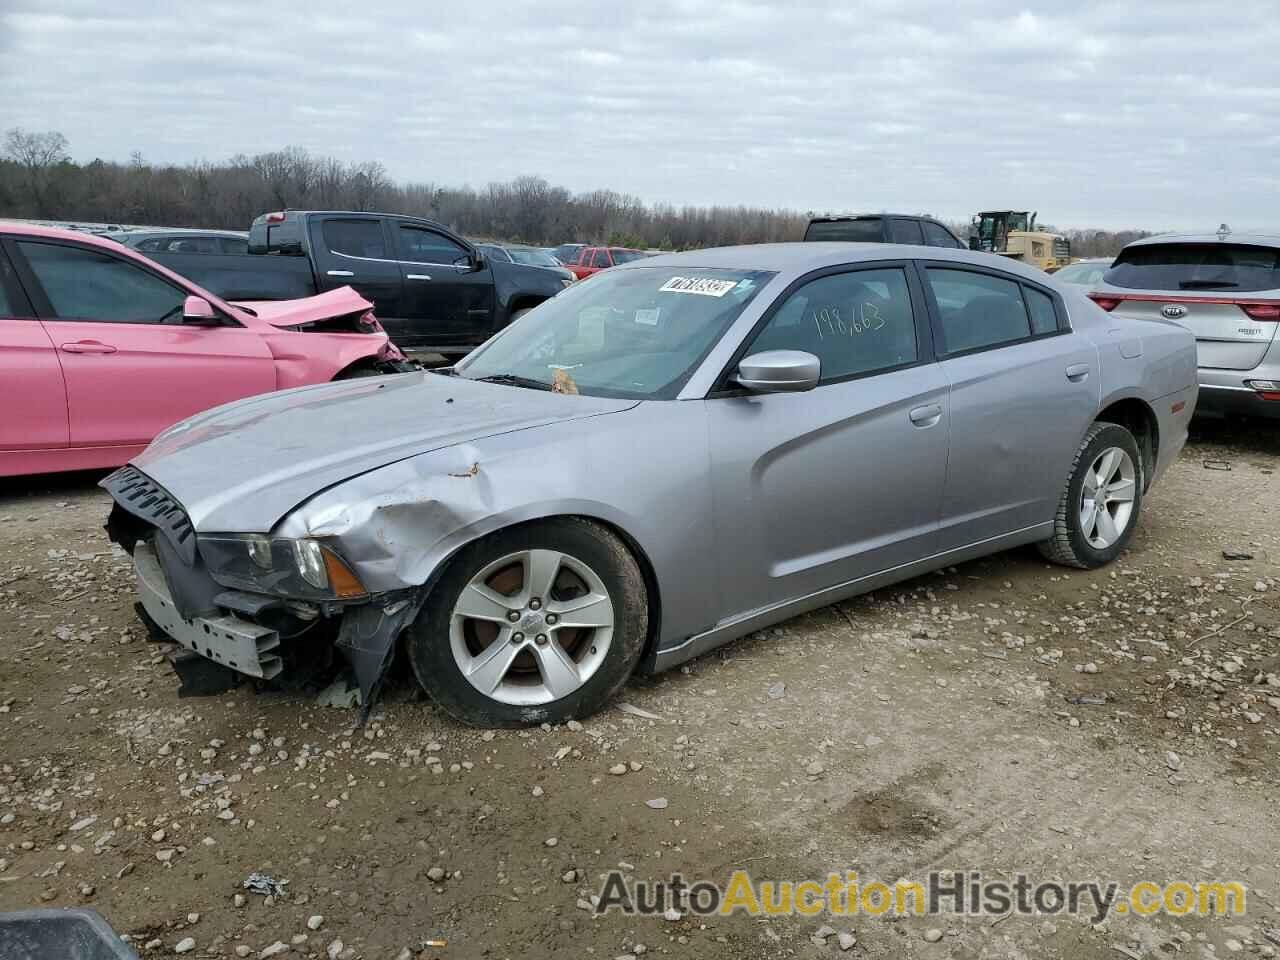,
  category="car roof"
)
[117,228,248,239]
[0,221,136,248]
[616,242,1055,282]
[1125,232,1280,249]
[809,213,937,222]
